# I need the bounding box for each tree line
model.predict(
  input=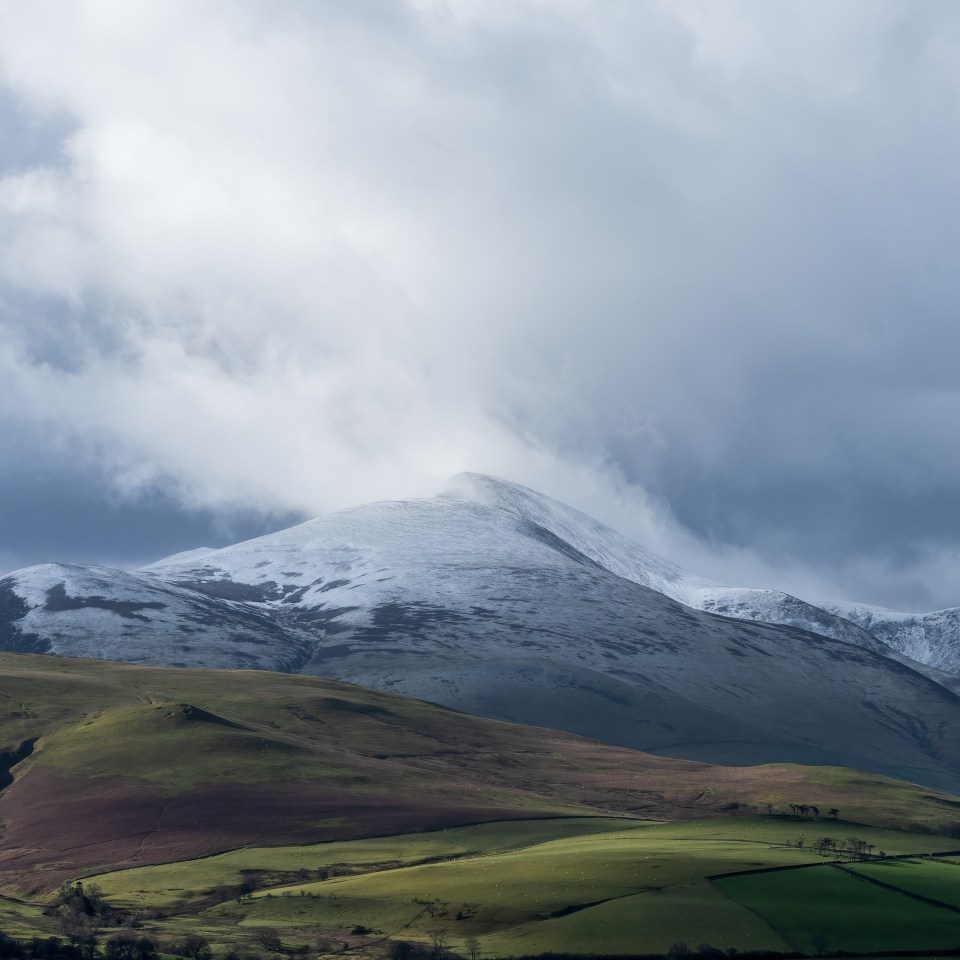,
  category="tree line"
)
[779,804,839,819]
